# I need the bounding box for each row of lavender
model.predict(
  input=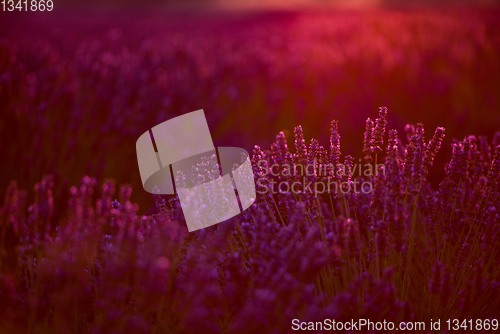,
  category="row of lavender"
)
[1,107,499,332]
[2,9,500,213]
